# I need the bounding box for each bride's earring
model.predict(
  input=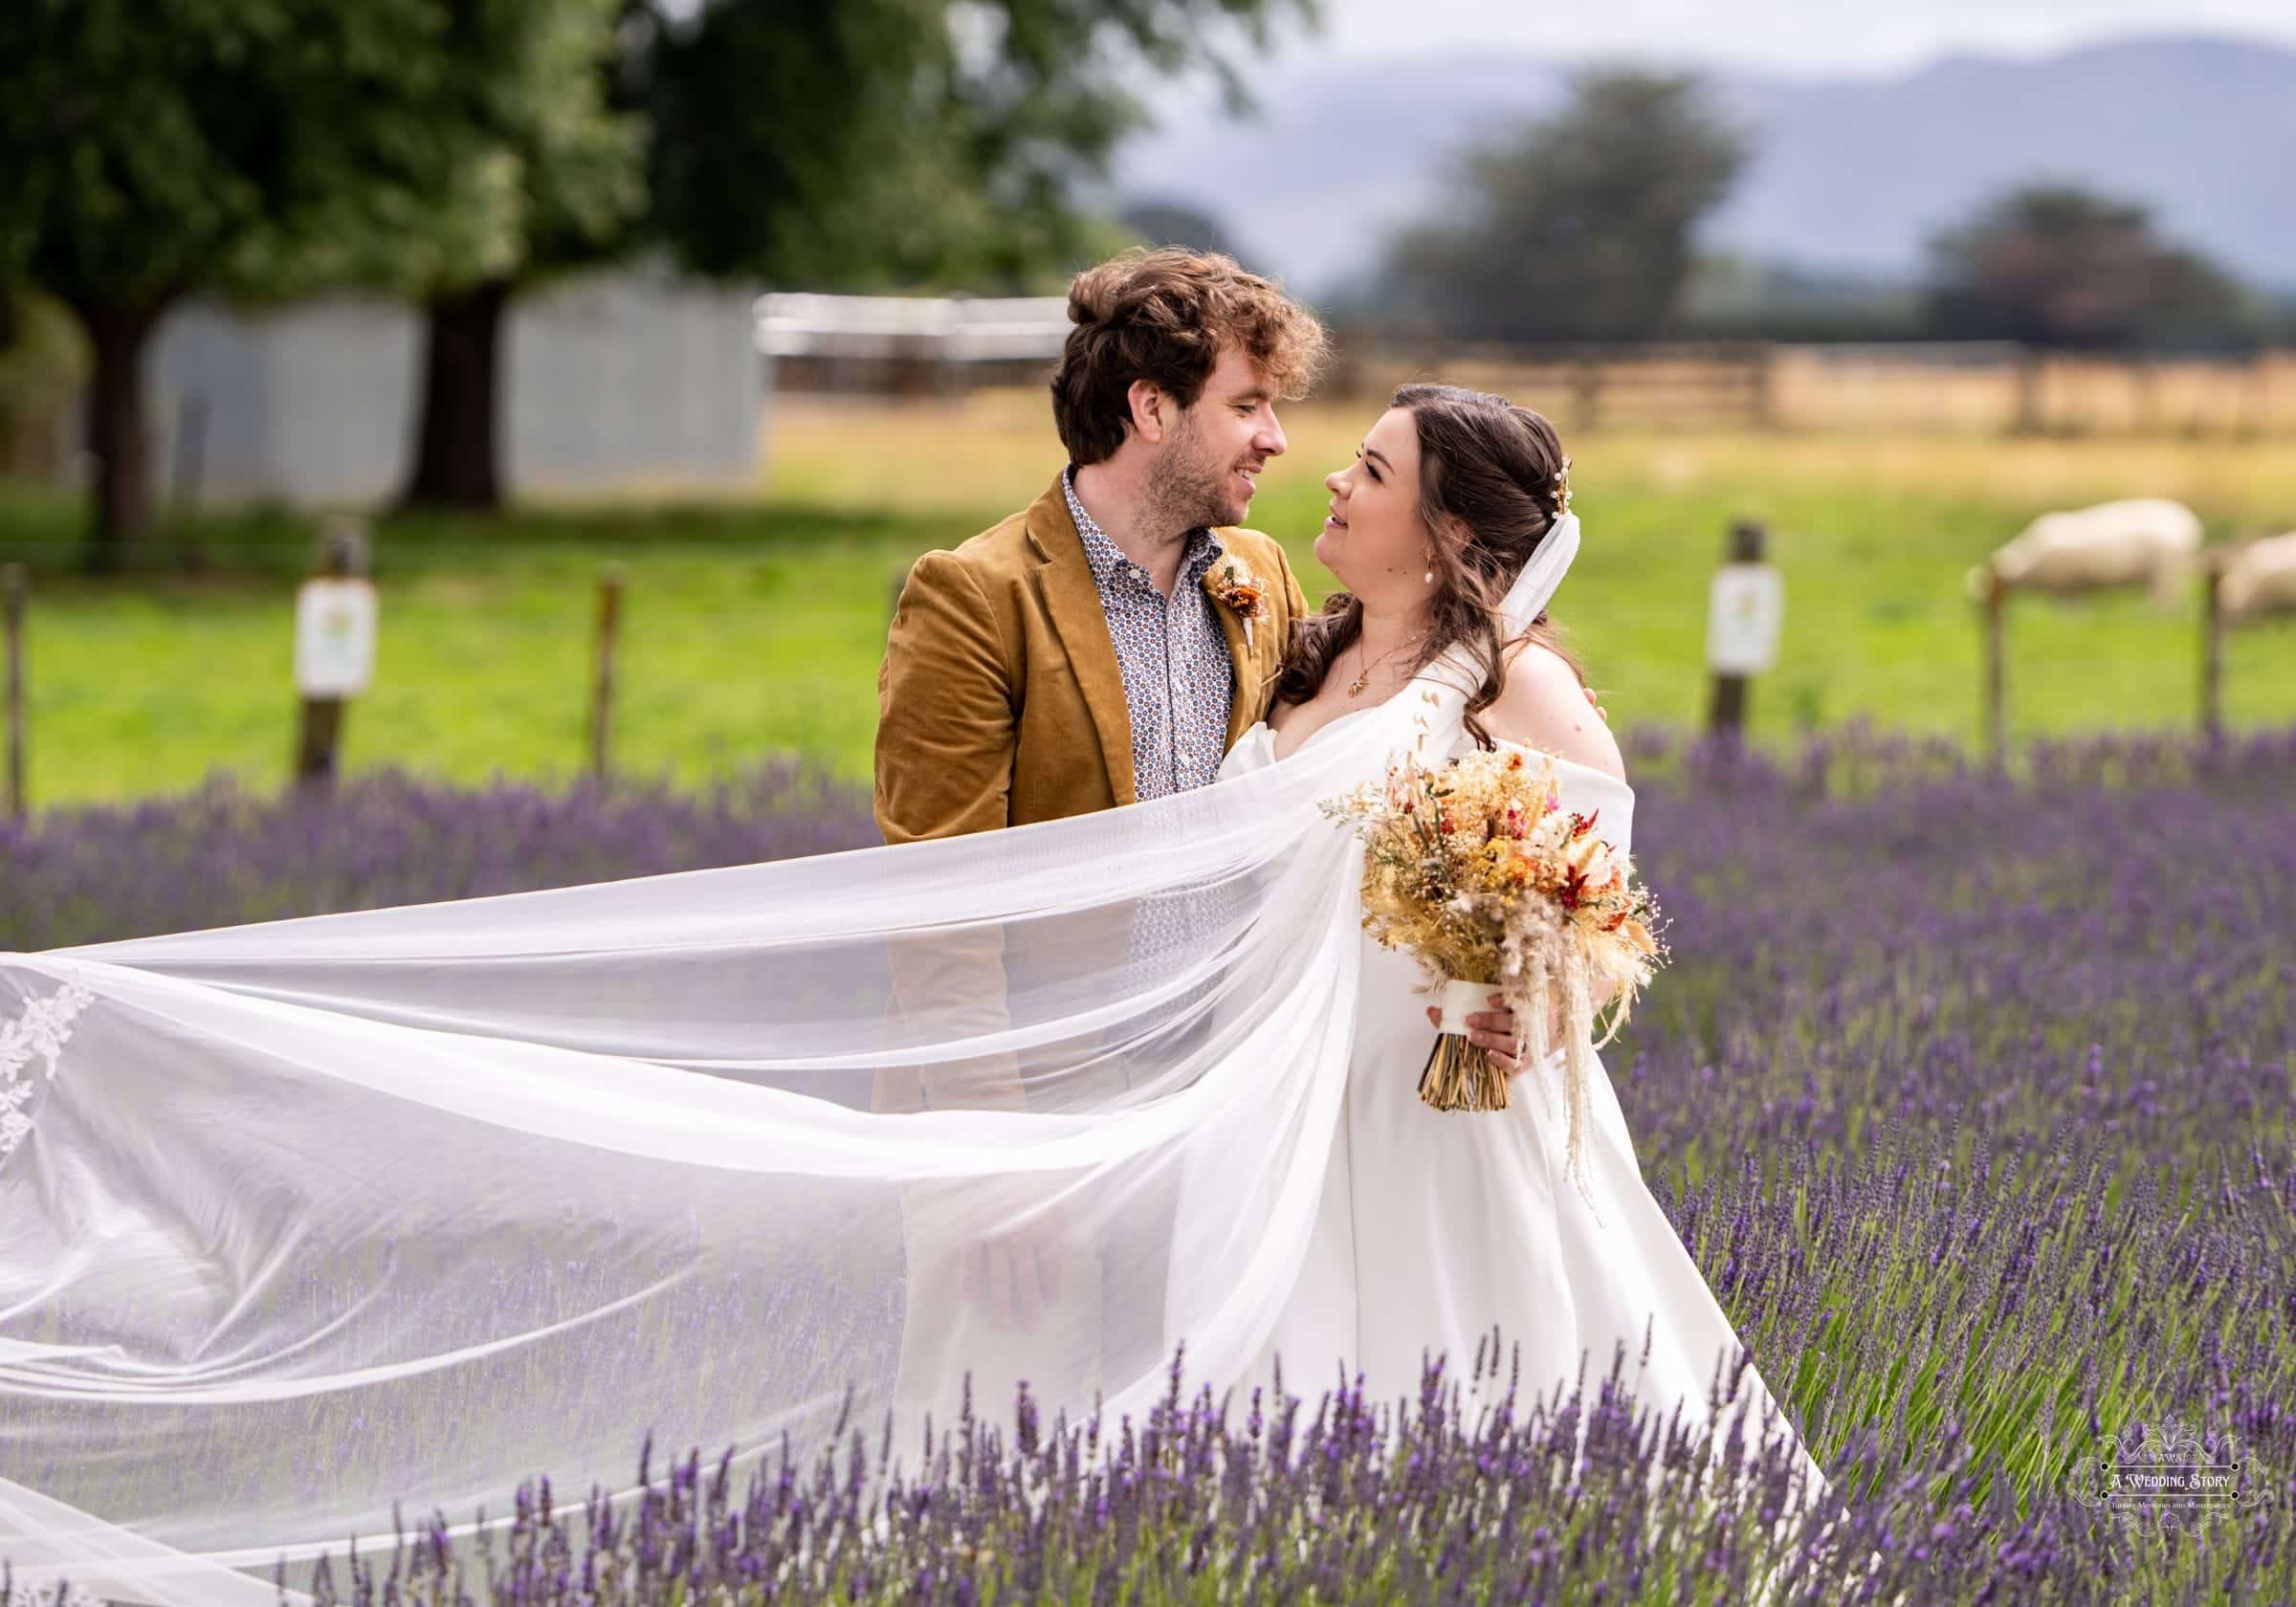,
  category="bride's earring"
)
[1424,554,1435,584]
